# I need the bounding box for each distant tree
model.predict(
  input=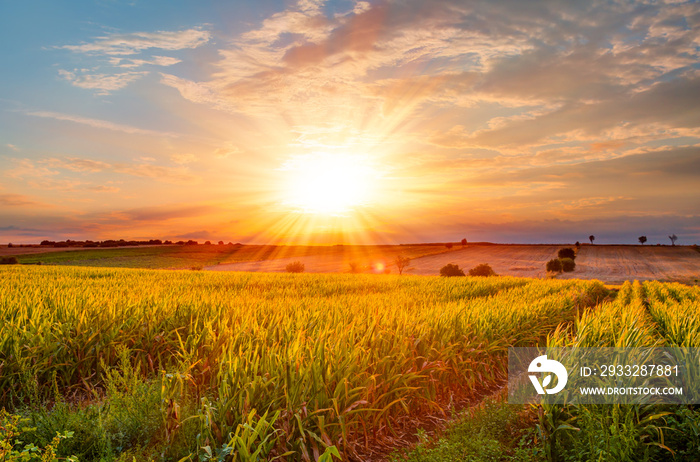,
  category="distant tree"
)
[218,241,224,245]
[204,240,212,245]
[468,263,496,277]
[395,255,410,275]
[445,243,453,249]
[164,240,173,245]
[669,234,678,246]
[7,243,13,248]
[638,236,647,245]
[461,238,467,246]
[185,240,198,245]
[560,258,576,272]
[589,235,595,245]
[0,257,19,265]
[557,248,576,260]
[228,242,234,246]
[440,263,465,277]
[285,261,305,273]
[546,259,563,273]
